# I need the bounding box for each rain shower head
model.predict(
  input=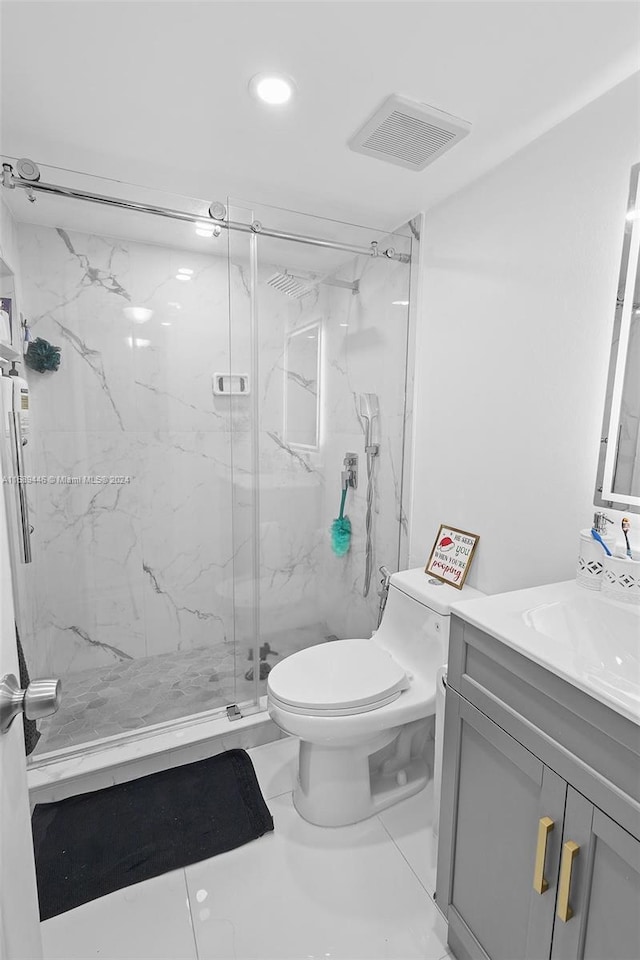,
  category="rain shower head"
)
[266,271,317,300]
[266,270,360,300]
